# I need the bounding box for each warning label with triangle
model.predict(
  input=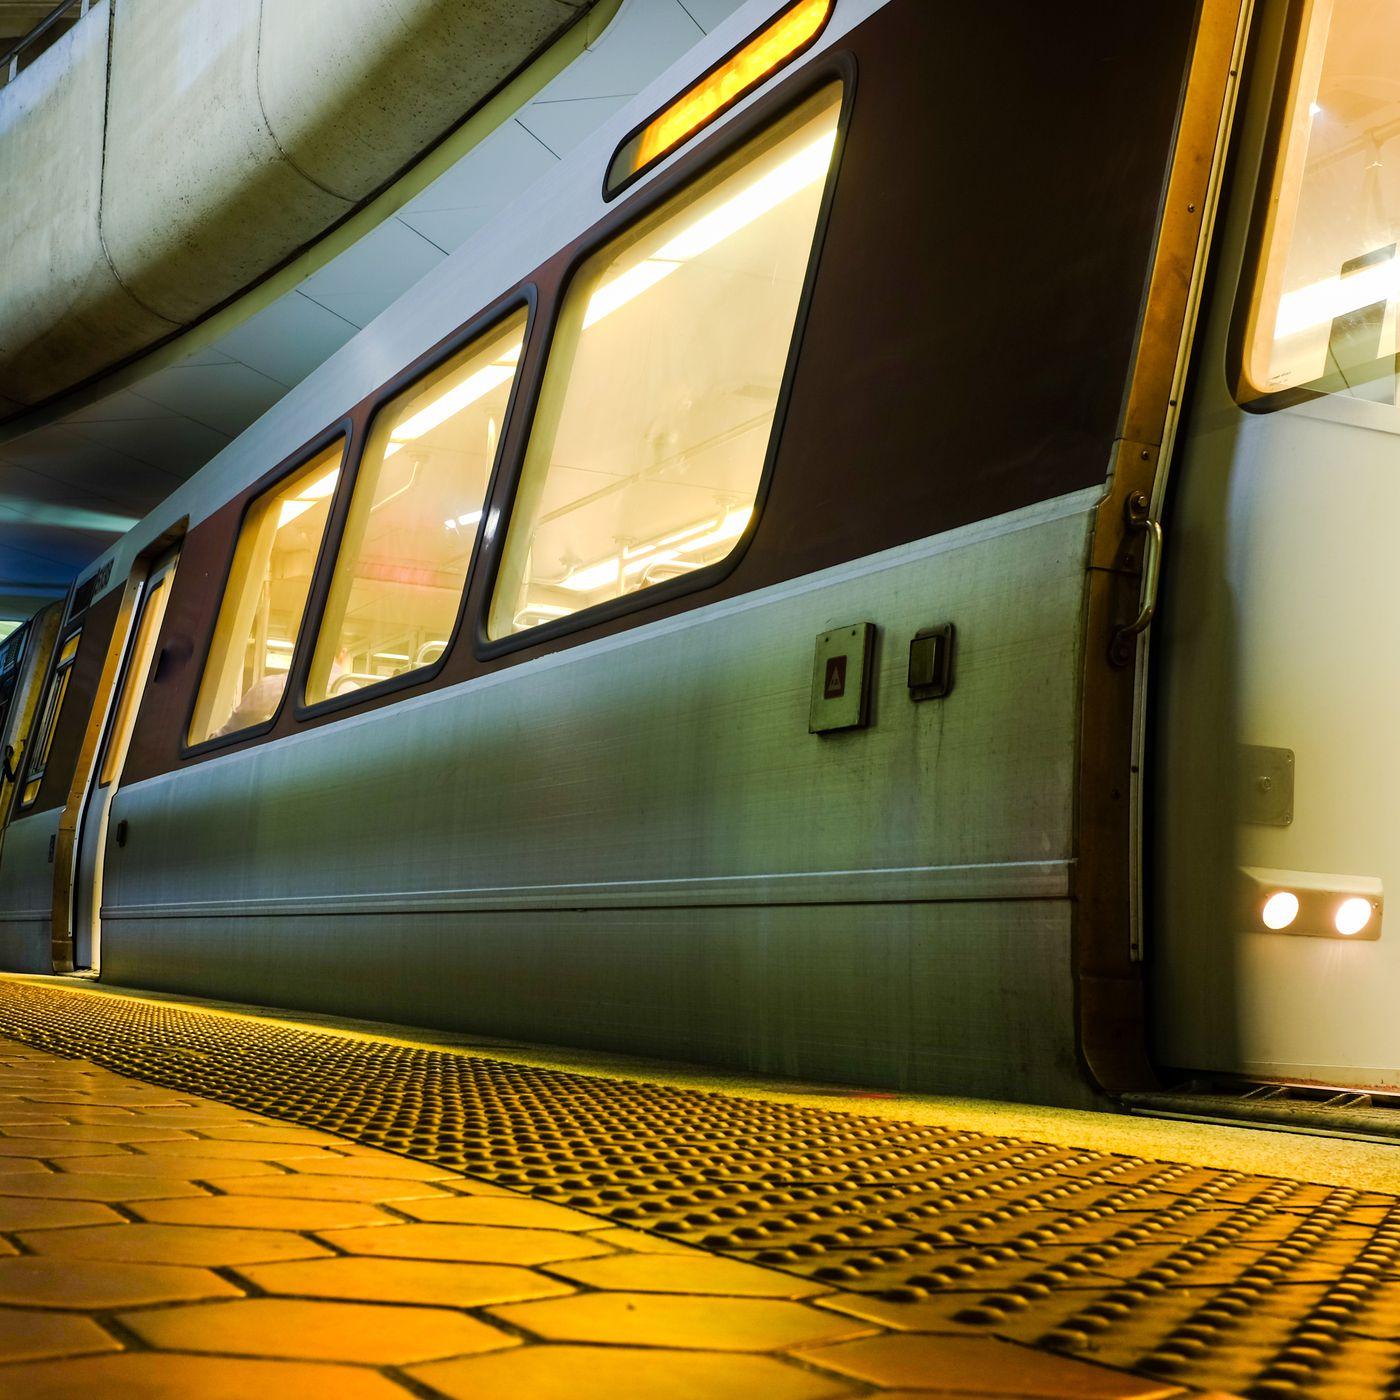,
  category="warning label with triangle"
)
[823,654,847,699]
